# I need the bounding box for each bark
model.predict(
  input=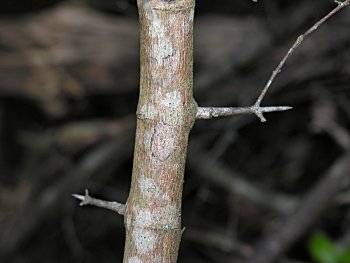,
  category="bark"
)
[123,0,197,262]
